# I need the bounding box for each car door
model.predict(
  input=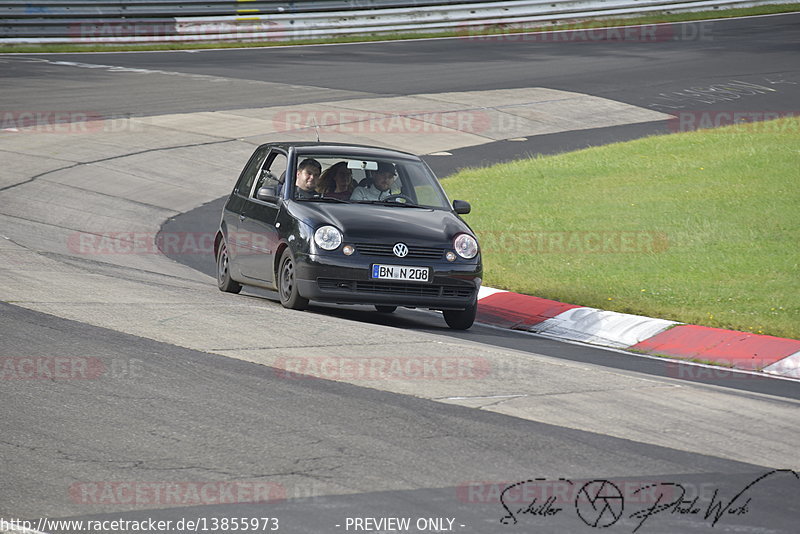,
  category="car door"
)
[237,149,288,283]
[224,145,269,278]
